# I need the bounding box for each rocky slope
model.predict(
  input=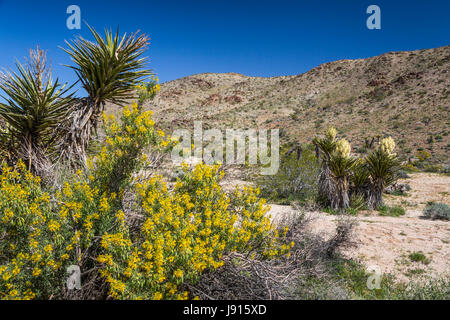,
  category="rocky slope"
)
[143,45,449,164]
